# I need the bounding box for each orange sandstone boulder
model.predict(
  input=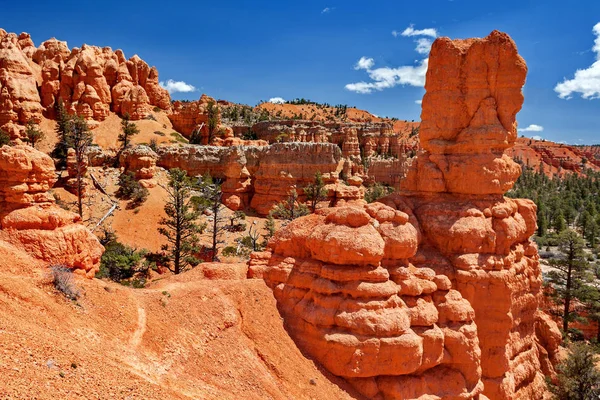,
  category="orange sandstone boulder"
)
[0,145,103,276]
